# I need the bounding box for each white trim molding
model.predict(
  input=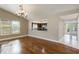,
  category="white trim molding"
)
[0,35,27,41]
[0,34,79,49]
[28,34,79,49]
